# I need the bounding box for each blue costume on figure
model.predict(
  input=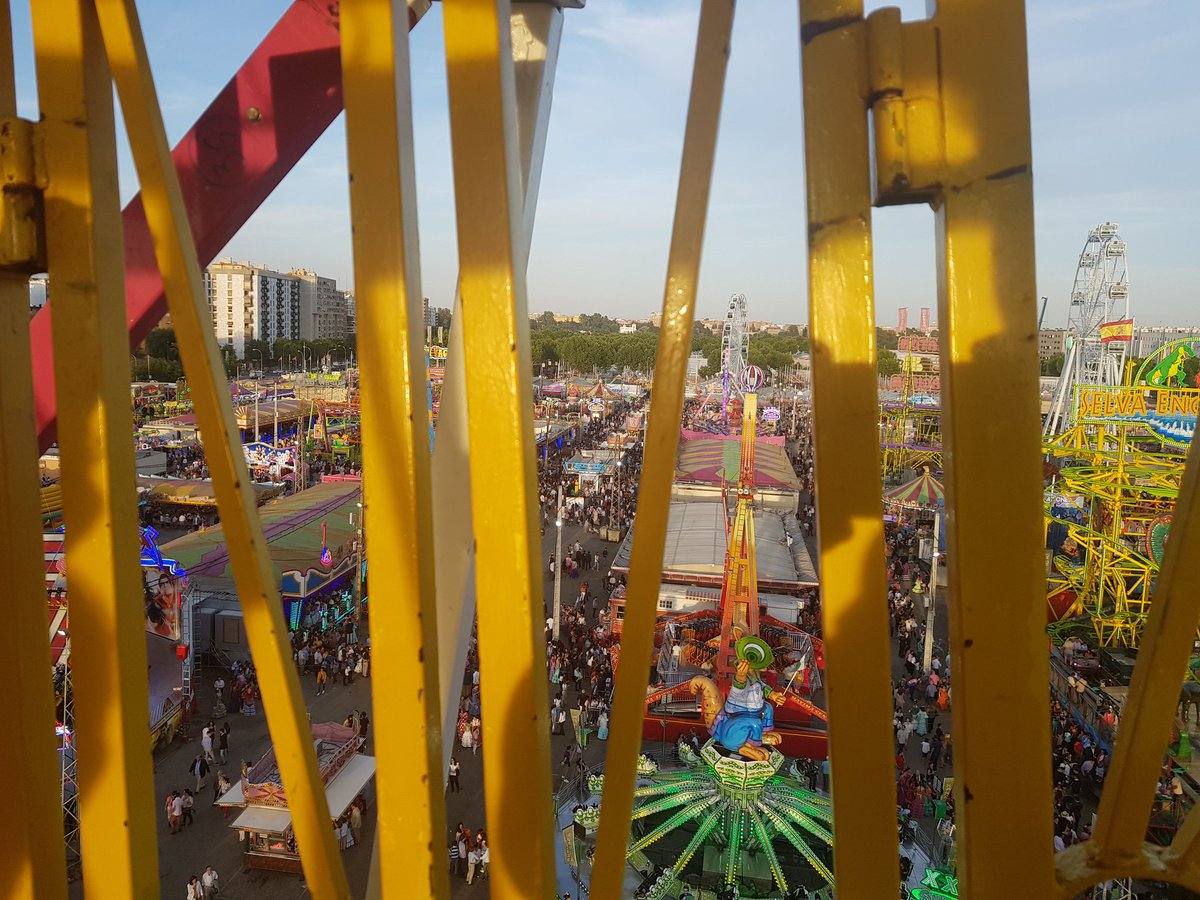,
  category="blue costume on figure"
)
[711,676,775,754]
